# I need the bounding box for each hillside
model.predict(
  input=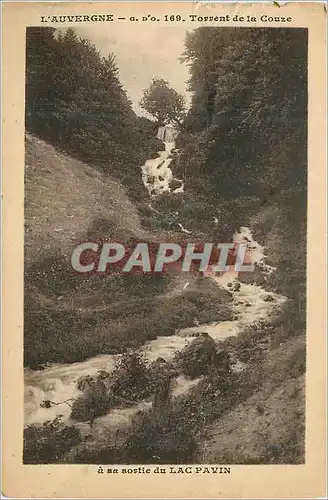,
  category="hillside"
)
[23,25,307,468]
[197,336,305,464]
[25,133,147,265]
[24,134,232,368]
[25,27,164,203]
